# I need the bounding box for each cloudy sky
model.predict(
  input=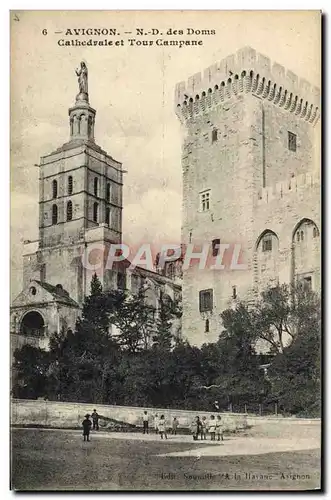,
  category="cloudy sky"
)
[10,10,320,299]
